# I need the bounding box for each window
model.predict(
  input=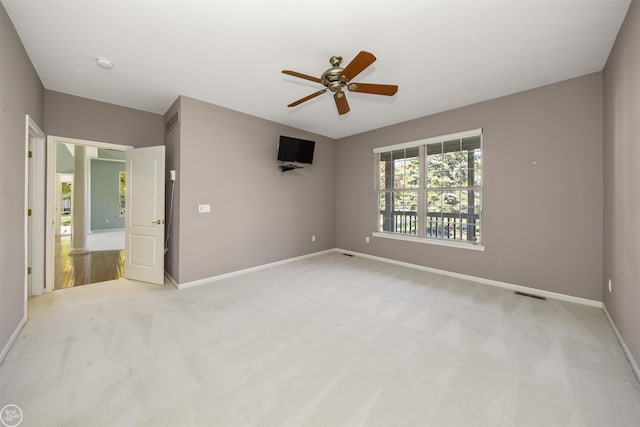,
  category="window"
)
[375,129,483,248]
